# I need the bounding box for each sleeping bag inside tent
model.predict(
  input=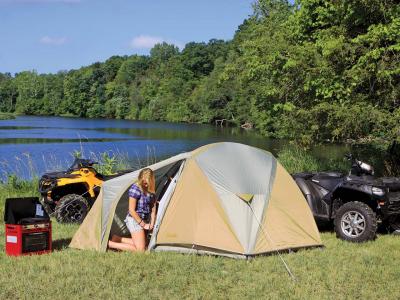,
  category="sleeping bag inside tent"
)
[69,142,322,258]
